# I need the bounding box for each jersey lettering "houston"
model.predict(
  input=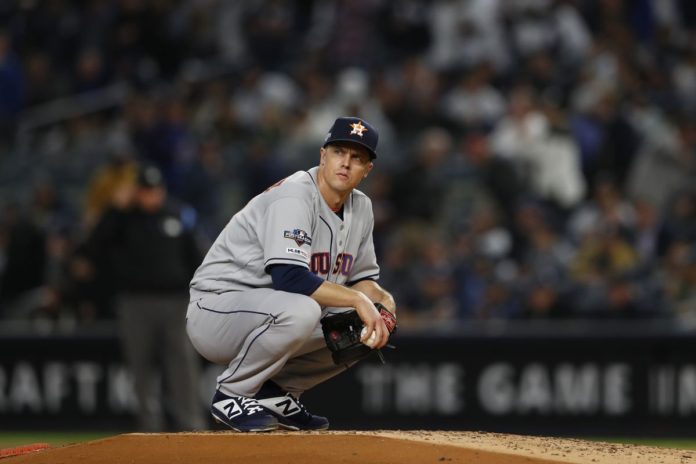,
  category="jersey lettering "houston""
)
[190,167,379,293]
